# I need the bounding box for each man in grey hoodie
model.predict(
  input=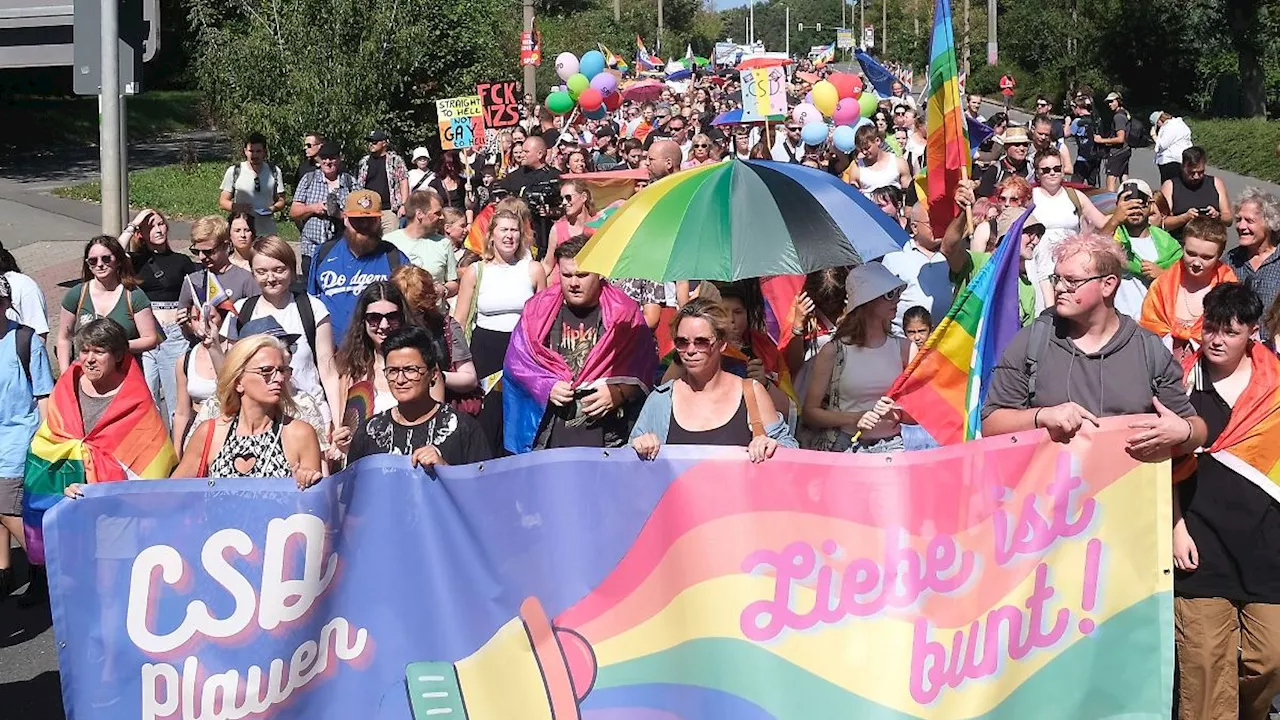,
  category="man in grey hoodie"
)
[982,232,1207,460]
